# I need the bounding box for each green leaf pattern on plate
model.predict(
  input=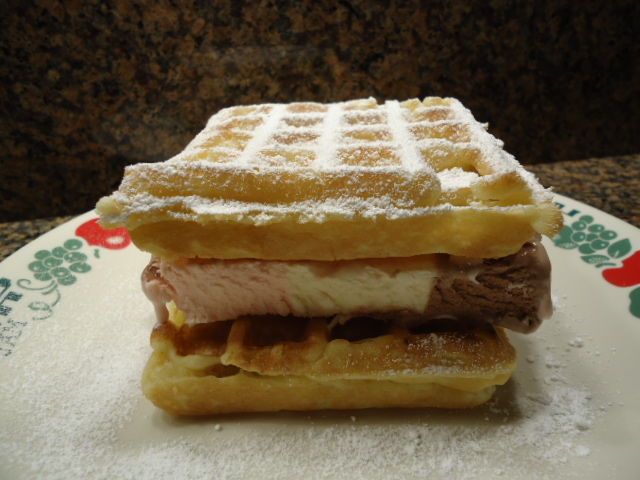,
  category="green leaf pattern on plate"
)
[552,213,627,268]
[18,237,96,323]
[552,203,639,319]
[28,240,91,286]
[2,219,134,357]
[608,239,632,259]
